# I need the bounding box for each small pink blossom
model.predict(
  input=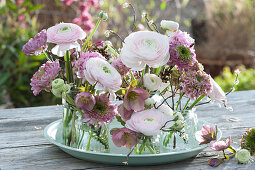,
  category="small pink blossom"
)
[126,109,167,136]
[47,23,86,56]
[30,60,61,96]
[209,78,226,103]
[111,58,130,76]
[195,125,217,145]
[117,104,134,121]
[209,136,231,151]
[75,92,96,111]
[60,0,76,6]
[110,128,138,149]
[123,86,150,112]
